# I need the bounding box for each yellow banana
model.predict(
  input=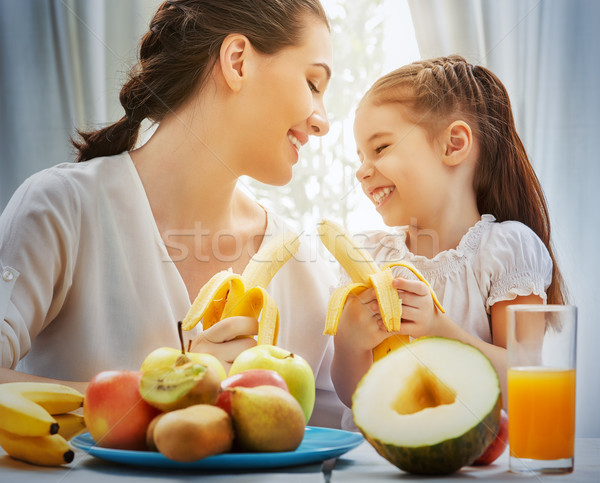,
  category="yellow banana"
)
[0,428,74,466]
[3,382,84,414]
[317,219,445,360]
[181,231,300,345]
[54,413,86,441]
[0,383,84,437]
